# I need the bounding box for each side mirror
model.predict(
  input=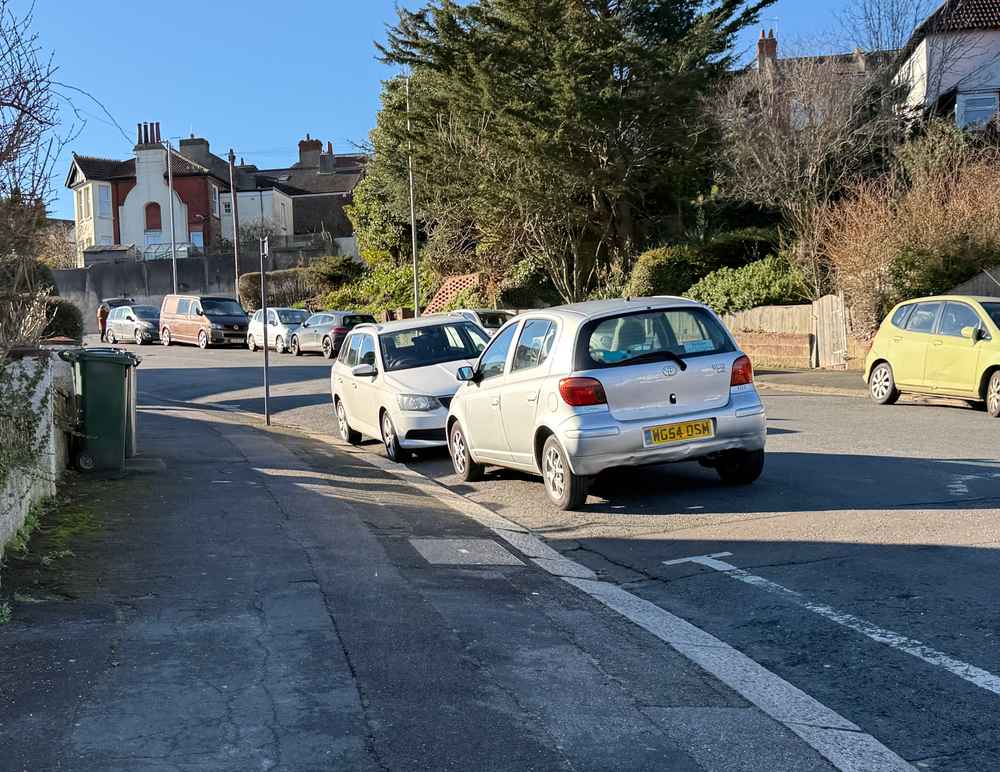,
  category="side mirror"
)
[301,322,309,328]
[457,366,476,382]
[352,363,377,378]
[195,308,204,316]
[961,326,982,341]
[126,316,135,322]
